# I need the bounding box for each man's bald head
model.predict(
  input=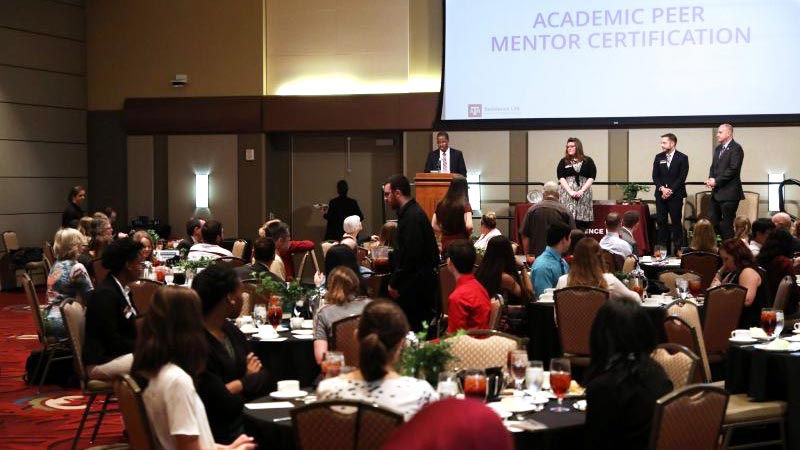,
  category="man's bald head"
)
[772,212,793,230]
